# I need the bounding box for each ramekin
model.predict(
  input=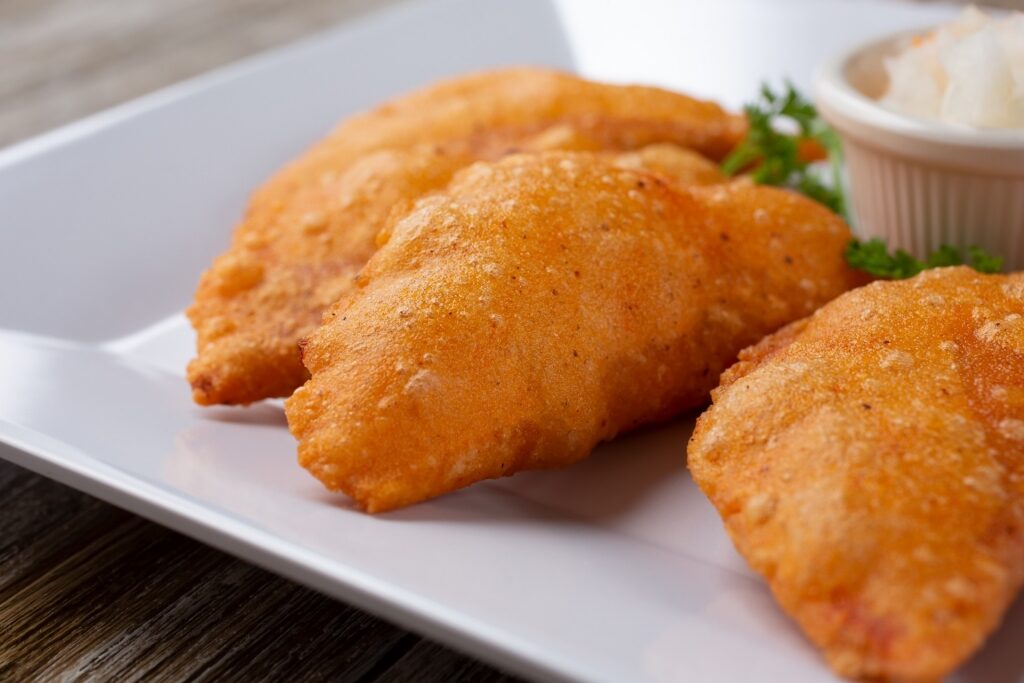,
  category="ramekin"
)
[815,29,1024,270]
